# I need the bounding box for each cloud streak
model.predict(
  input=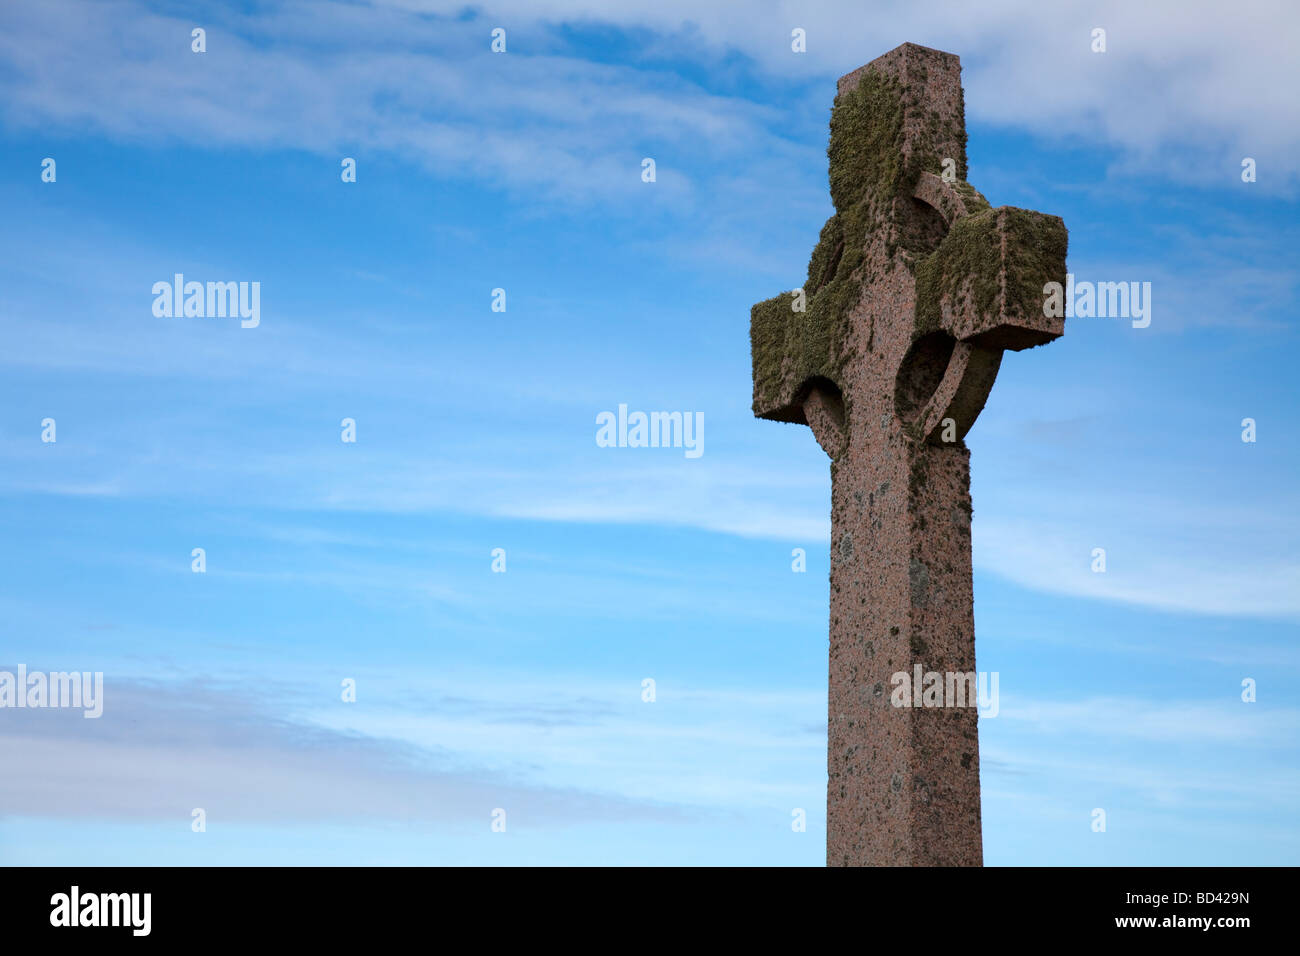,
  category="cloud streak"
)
[3,0,1296,194]
[0,674,688,825]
